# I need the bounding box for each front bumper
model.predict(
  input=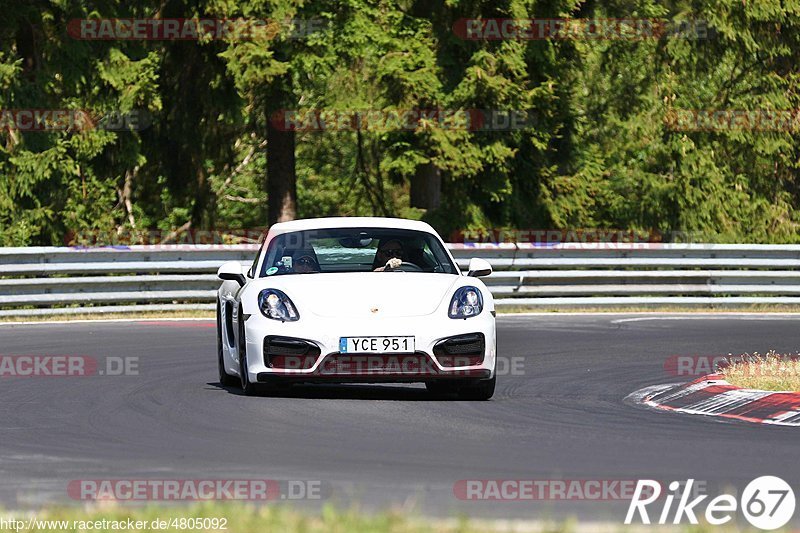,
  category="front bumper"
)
[242,311,496,384]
